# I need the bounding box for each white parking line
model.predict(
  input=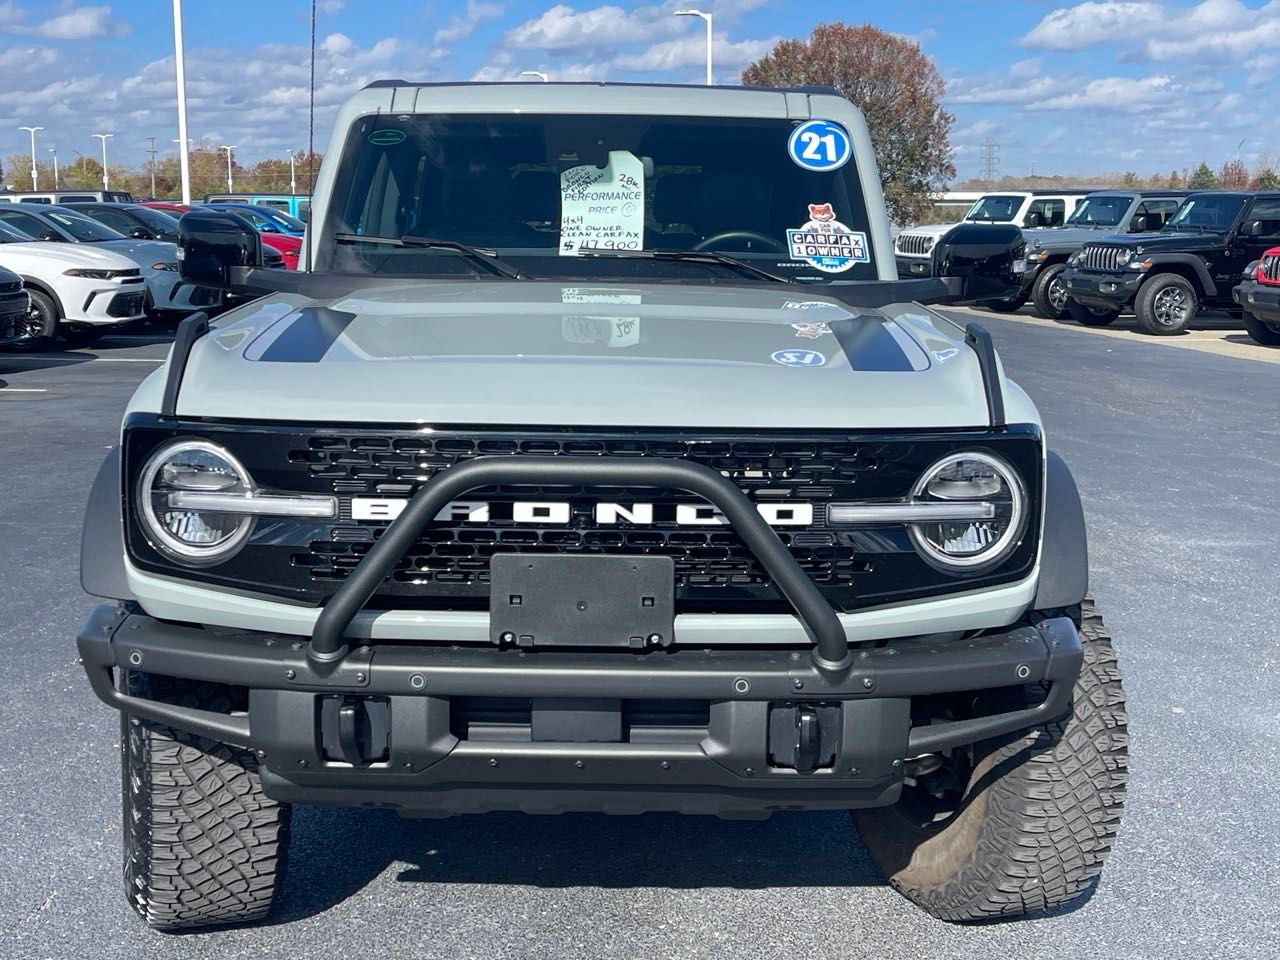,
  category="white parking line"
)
[0,388,48,393]
[1,355,164,364]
